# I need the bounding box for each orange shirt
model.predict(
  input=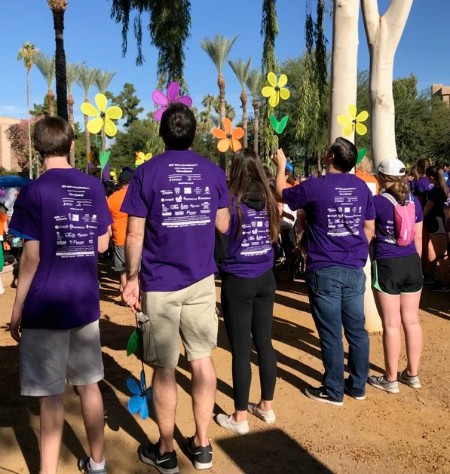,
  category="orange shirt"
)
[107,187,129,245]
[0,212,7,235]
[355,170,380,196]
